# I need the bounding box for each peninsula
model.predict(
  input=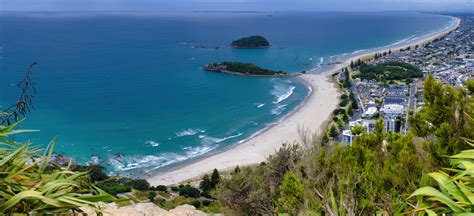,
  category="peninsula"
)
[230,35,270,48]
[203,61,287,76]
